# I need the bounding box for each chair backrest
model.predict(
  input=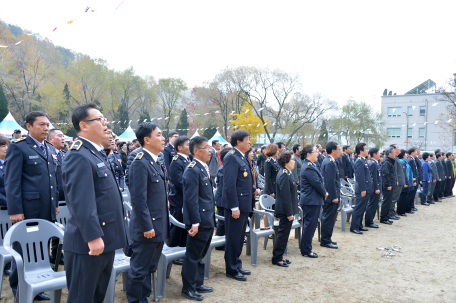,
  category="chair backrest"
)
[259,195,275,211]
[123,202,132,229]
[169,213,185,229]
[56,202,70,227]
[4,219,64,273]
[0,207,13,247]
[341,196,352,208]
[340,186,354,196]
